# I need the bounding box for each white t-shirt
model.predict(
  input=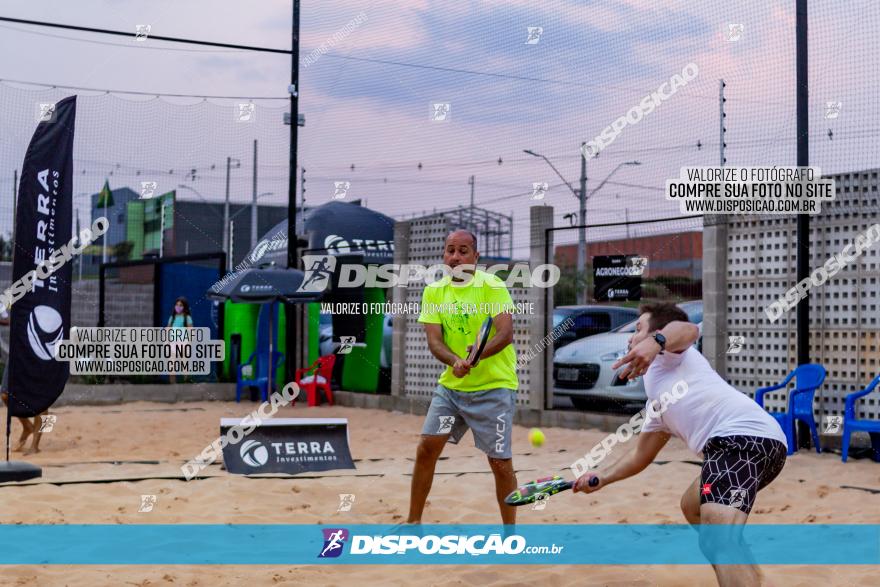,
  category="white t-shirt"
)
[641,347,787,453]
